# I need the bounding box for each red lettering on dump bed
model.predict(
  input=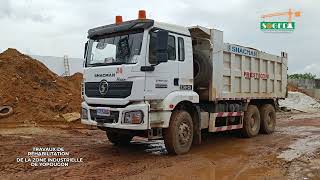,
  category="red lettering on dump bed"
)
[243,71,269,79]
